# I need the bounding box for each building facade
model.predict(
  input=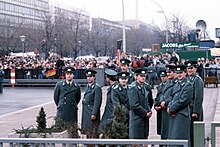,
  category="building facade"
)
[0,0,49,29]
